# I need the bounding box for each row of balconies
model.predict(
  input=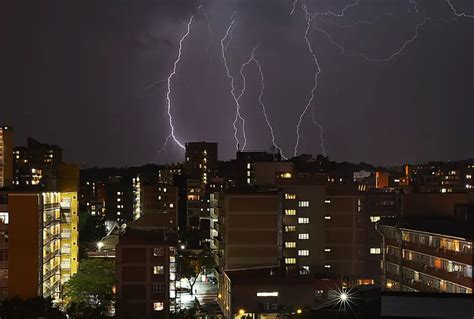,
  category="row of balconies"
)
[404,241,473,266]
